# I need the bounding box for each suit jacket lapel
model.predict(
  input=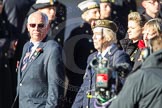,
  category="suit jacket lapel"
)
[20,42,45,83]
[19,42,30,68]
[104,44,119,66]
[18,42,31,82]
